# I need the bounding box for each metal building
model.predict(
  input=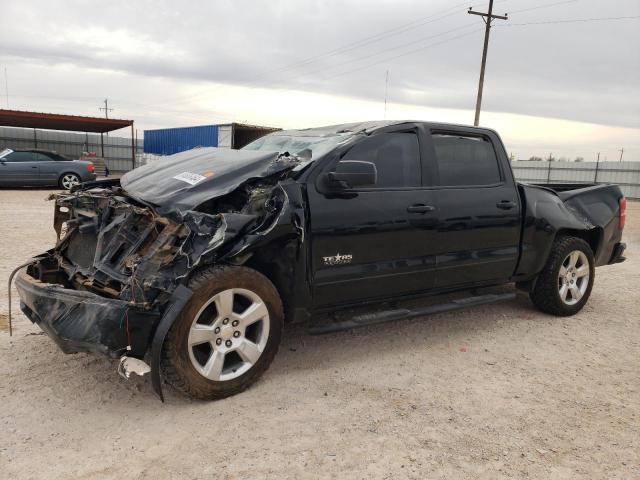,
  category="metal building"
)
[143,123,280,155]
